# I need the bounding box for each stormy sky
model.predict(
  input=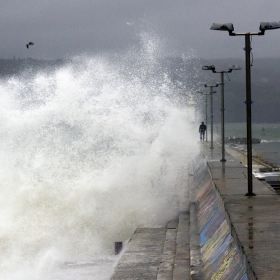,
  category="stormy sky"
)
[1,0,280,60]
